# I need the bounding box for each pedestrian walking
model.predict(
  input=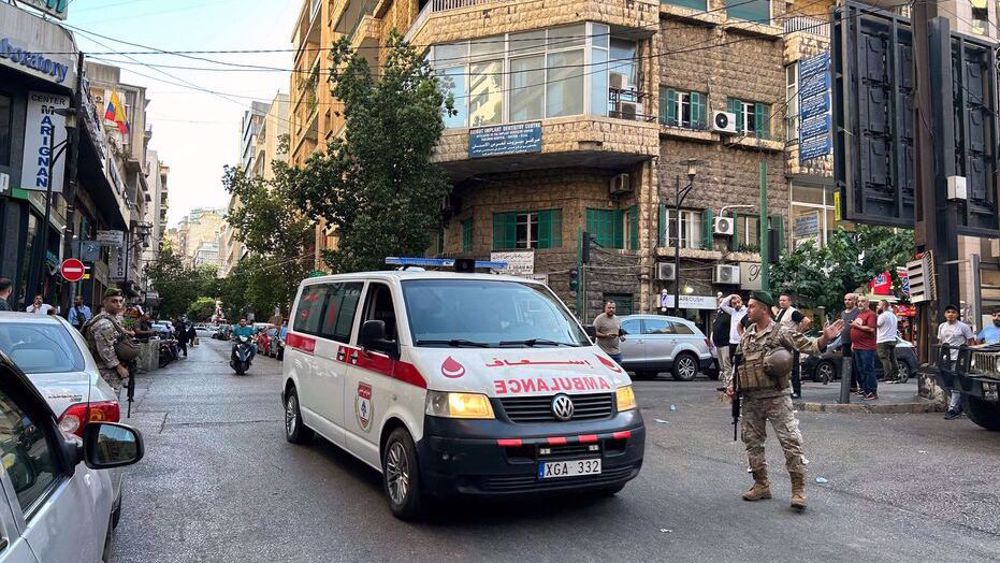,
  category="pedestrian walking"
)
[852,297,879,400]
[81,288,138,393]
[187,322,198,348]
[976,308,1000,345]
[174,318,189,358]
[68,295,93,330]
[776,293,810,398]
[728,291,842,511]
[939,305,976,420]
[711,301,732,382]
[839,293,861,392]
[719,294,748,385]
[0,278,12,311]
[876,300,900,384]
[25,294,53,315]
[593,301,625,364]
